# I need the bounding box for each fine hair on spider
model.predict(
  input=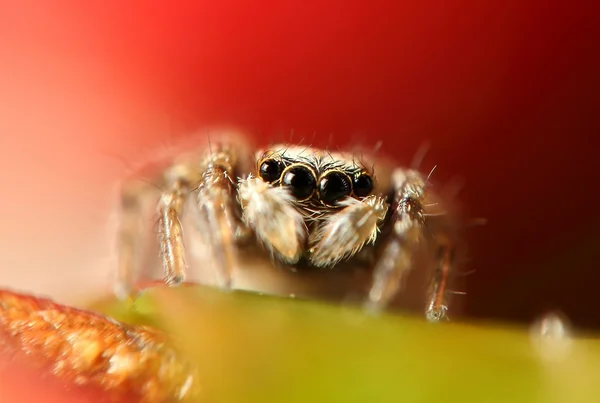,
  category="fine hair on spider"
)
[113,128,464,322]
